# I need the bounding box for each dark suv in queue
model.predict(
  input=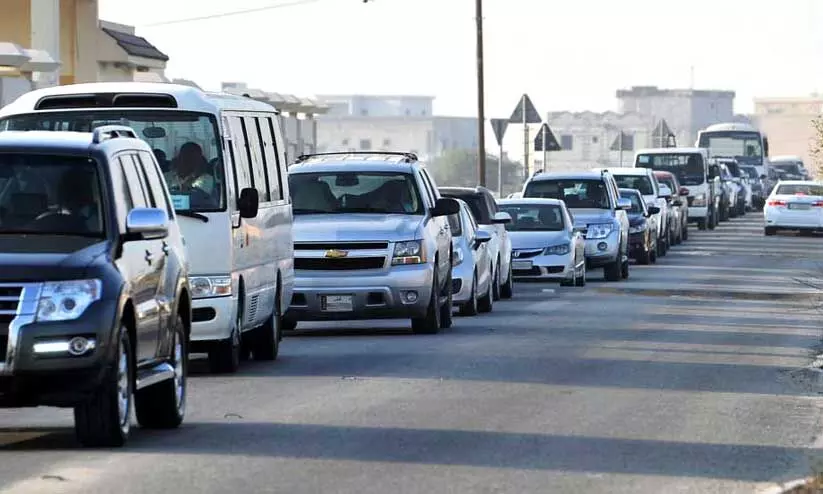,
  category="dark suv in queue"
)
[0,127,191,447]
